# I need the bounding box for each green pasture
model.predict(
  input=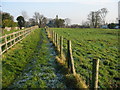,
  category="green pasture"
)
[52,28,119,88]
[2,29,41,87]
